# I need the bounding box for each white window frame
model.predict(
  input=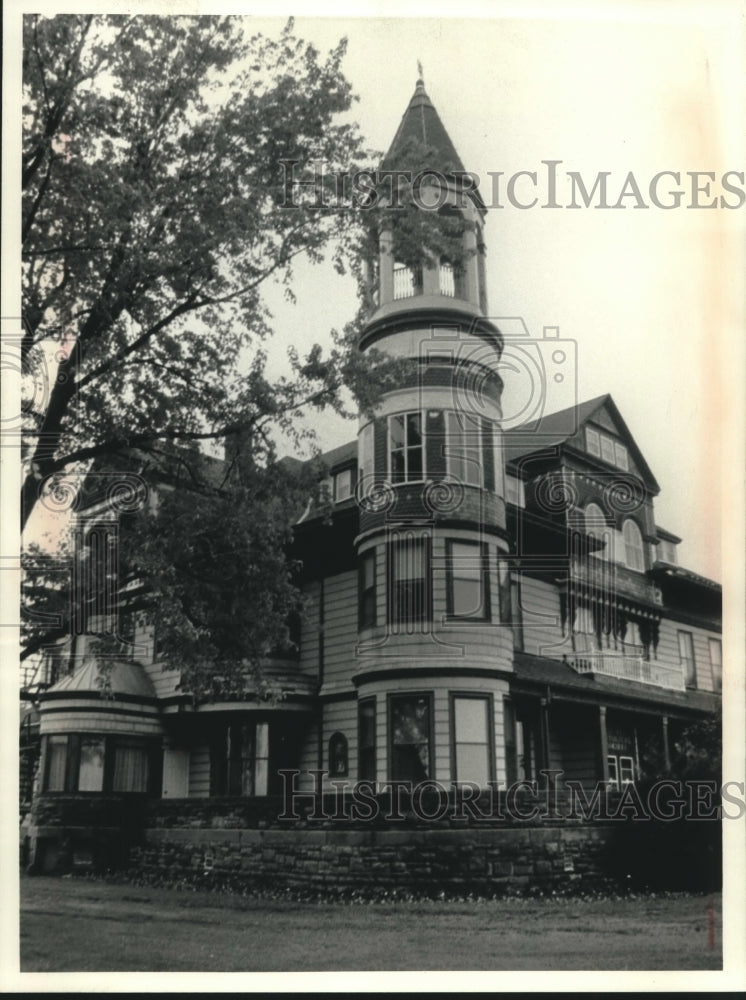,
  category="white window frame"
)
[333,467,353,502]
[446,410,482,487]
[614,441,629,470]
[586,427,601,457]
[388,411,426,484]
[622,518,645,572]
[708,638,722,692]
[678,630,696,688]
